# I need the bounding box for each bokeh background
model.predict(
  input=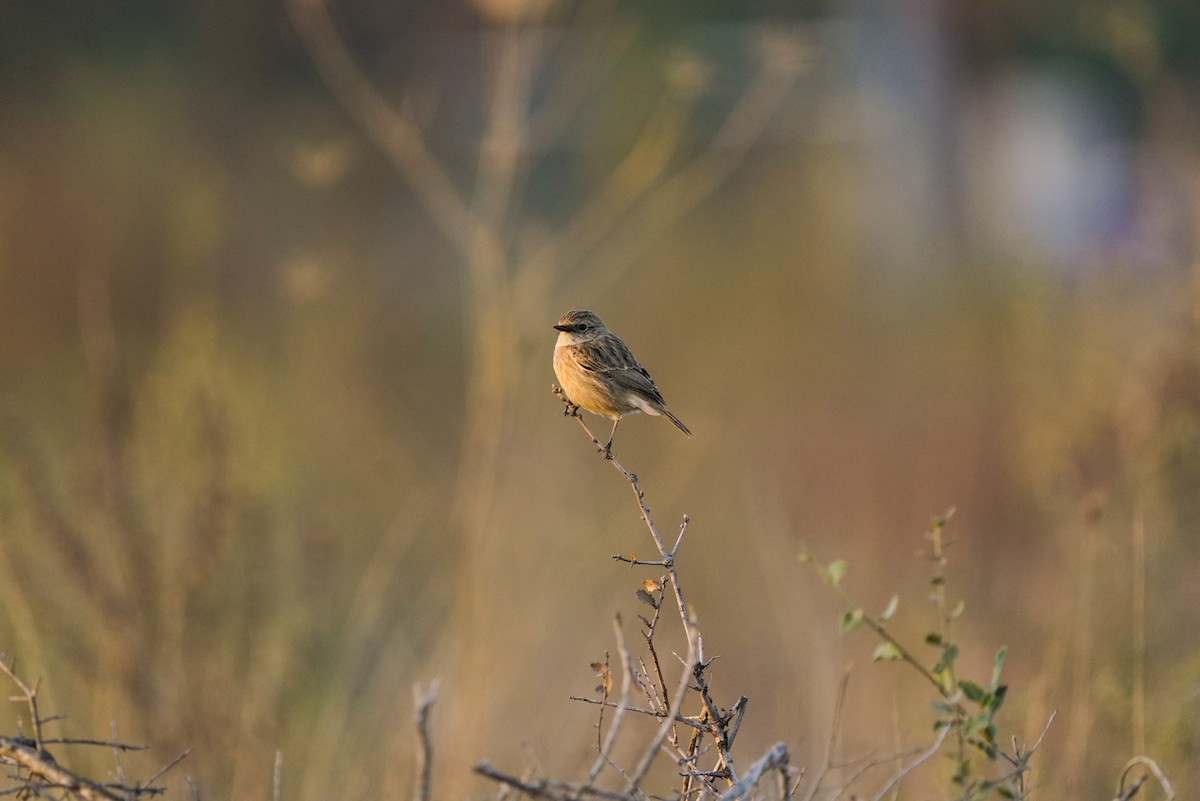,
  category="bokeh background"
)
[2,0,1199,798]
